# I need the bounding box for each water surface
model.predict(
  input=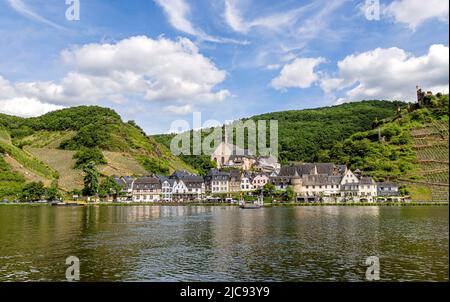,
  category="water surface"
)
[0,206,448,281]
